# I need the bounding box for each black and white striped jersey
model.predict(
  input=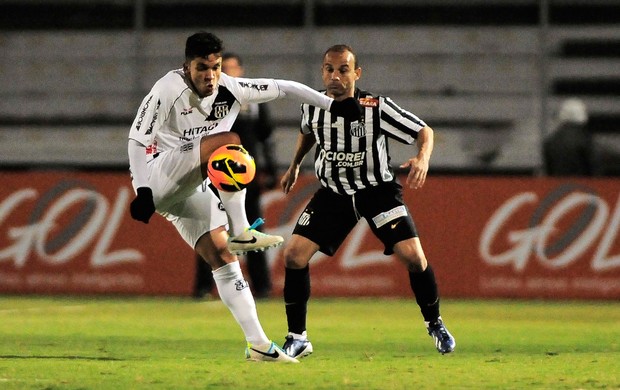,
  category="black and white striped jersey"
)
[300,88,426,195]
